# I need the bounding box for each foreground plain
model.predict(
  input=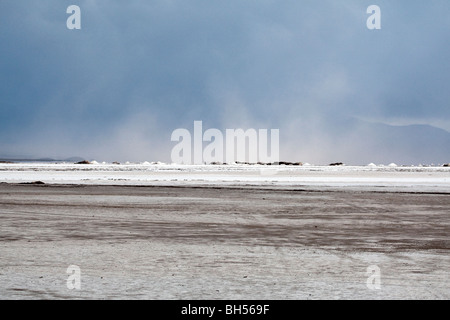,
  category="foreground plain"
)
[0,183,449,299]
